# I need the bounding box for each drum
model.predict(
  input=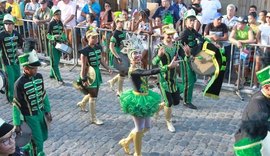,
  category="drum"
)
[16,122,32,147]
[87,66,96,85]
[113,53,130,75]
[55,43,72,54]
[190,41,216,76]
[0,70,7,94]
